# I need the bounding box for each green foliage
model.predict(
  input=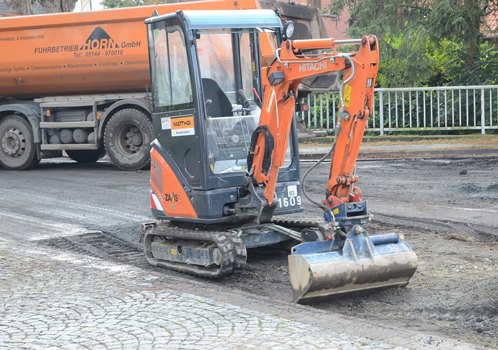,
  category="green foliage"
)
[446,42,498,85]
[327,0,426,38]
[423,39,462,86]
[377,29,433,87]
[327,0,494,49]
[426,0,487,52]
[325,0,498,88]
